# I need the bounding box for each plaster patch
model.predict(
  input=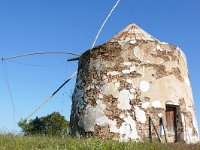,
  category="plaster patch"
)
[103,82,119,98]
[130,40,136,44]
[192,115,199,139]
[130,66,136,72]
[96,116,109,126]
[139,81,150,92]
[160,42,168,45]
[158,113,163,118]
[98,94,103,99]
[166,101,179,106]
[119,113,140,142]
[130,88,135,93]
[142,102,149,109]
[122,70,131,74]
[117,90,132,110]
[180,49,188,66]
[186,128,199,144]
[109,119,120,133]
[184,77,191,87]
[134,46,142,60]
[123,62,132,66]
[134,106,146,123]
[83,106,104,132]
[107,71,120,76]
[115,82,120,88]
[151,100,161,108]
[119,113,125,119]
[157,45,163,51]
